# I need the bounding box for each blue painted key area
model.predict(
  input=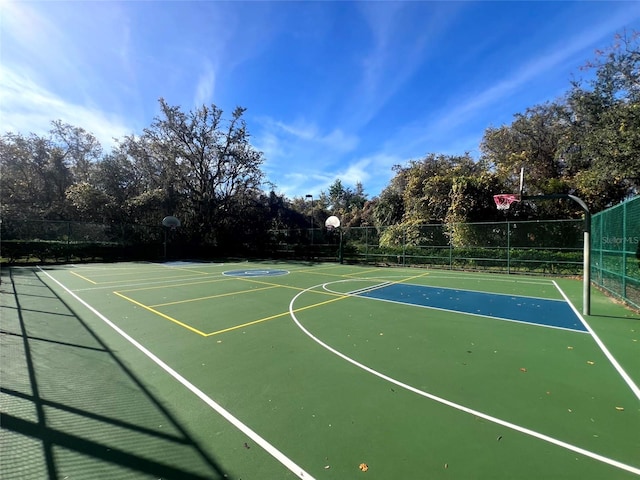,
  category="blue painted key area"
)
[356,284,587,332]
